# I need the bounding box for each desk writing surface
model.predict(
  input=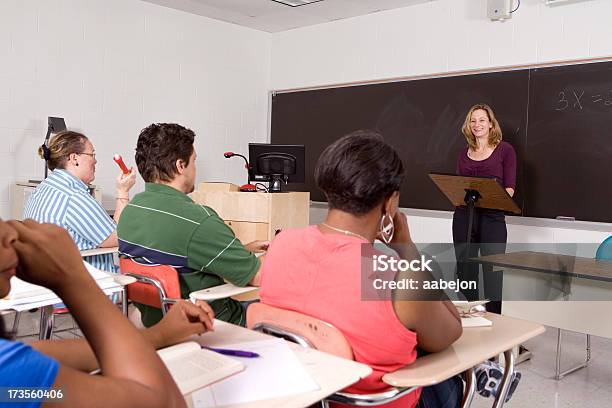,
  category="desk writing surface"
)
[475,251,612,282]
[80,246,119,257]
[0,262,130,312]
[186,320,371,408]
[383,314,544,387]
[0,280,125,312]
